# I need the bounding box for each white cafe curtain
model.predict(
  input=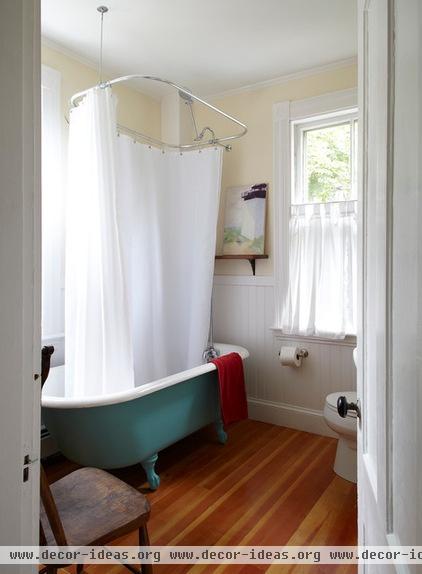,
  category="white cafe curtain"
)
[282,200,357,339]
